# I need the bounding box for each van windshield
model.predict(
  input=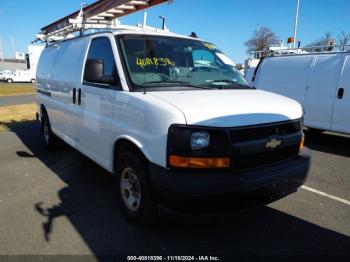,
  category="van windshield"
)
[117,35,250,91]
